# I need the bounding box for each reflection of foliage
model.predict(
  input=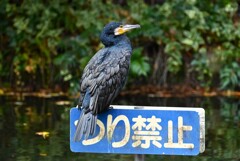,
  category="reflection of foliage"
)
[0,96,240,160]
[0,0,240,92]
[220,97,240,121]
